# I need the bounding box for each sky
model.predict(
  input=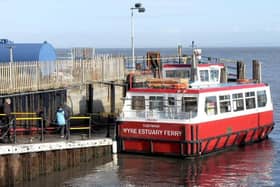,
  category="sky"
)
[1,0,280,48]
